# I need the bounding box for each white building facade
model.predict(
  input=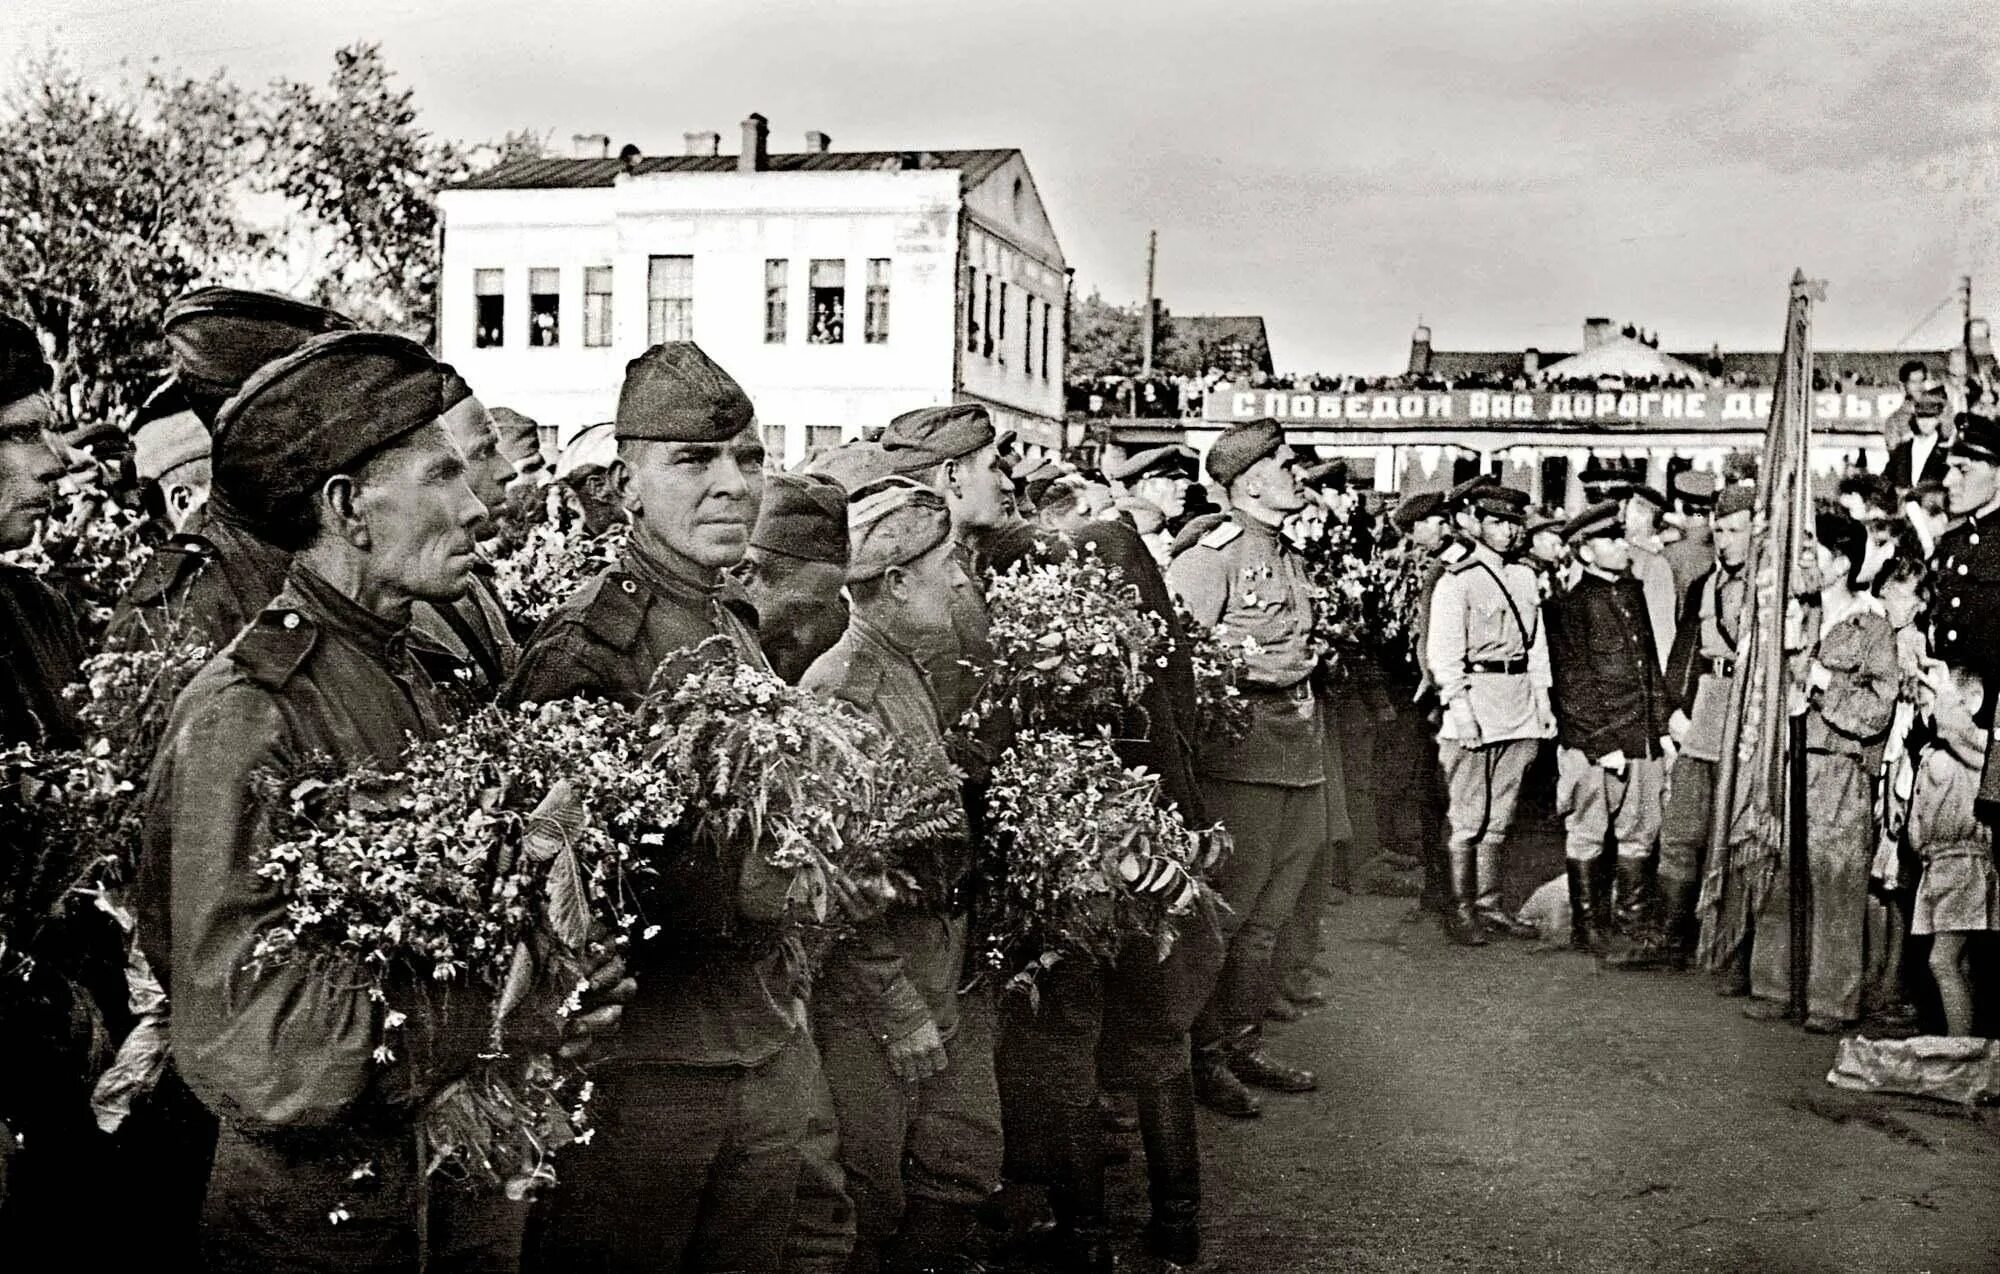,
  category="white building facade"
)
[437,125,1069,465]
